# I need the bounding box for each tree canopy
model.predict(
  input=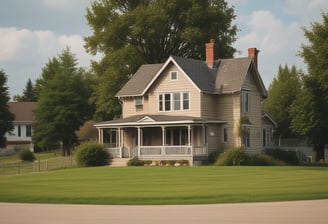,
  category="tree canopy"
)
[290,13,328,161]
[33,48,94,155]
[13,78,37,102]
[263,65,302,138]
[0,70,15,148]
[85,0,237,120]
